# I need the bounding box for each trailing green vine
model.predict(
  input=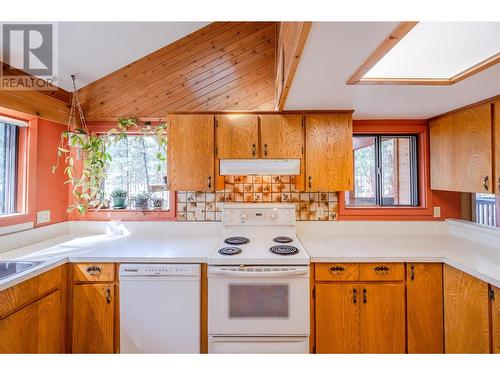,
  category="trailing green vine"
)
[53,117,167,214]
